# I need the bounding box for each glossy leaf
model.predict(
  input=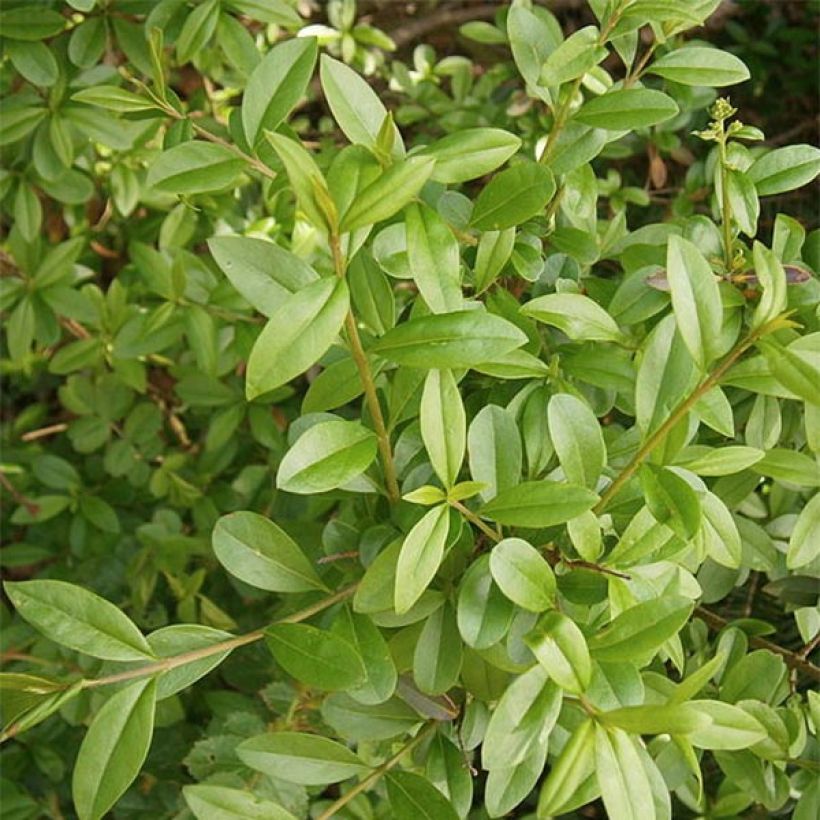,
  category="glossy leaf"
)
[395,505,450,614]
[525,611,592,694]
[489,538,556,613]
[420,369,465,489]
[480,481,599,528]
[548,393,606,489]
[575,89,679,130]
[471,162,556,231]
